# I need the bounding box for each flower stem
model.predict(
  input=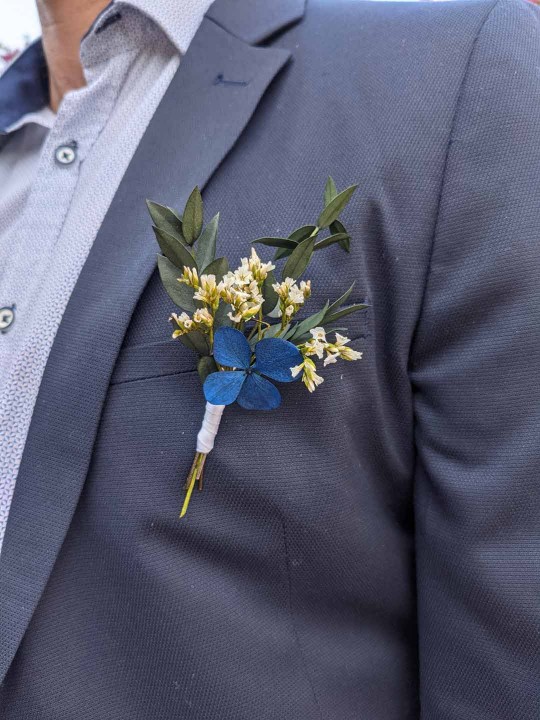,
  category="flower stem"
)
[180,452,206,518]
